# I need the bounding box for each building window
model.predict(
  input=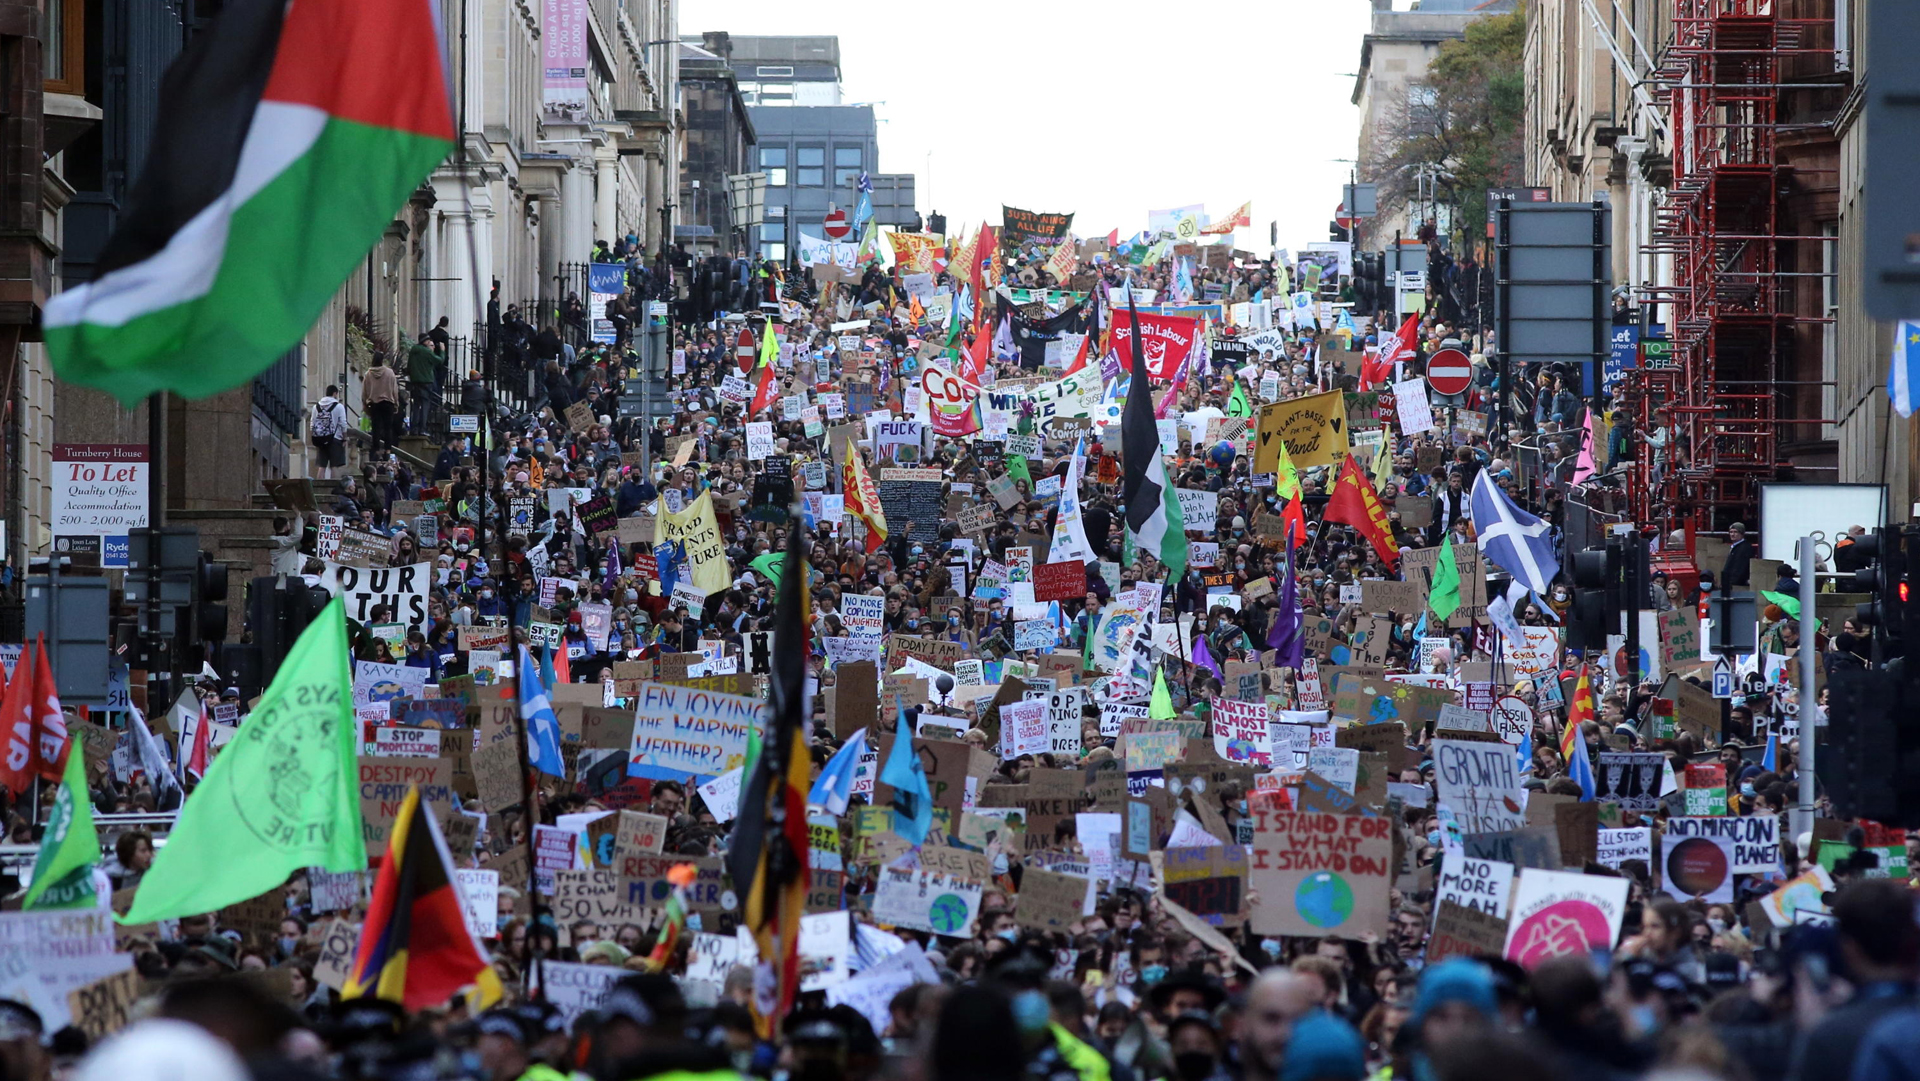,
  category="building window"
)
[796,146,824,187]
[755,65,793,77]
[761,223,786,244]
[834,146,863,189]
[765,243,786,262]
[44,0,82,94]
[758,83,793,105]
[759,148,787,187]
